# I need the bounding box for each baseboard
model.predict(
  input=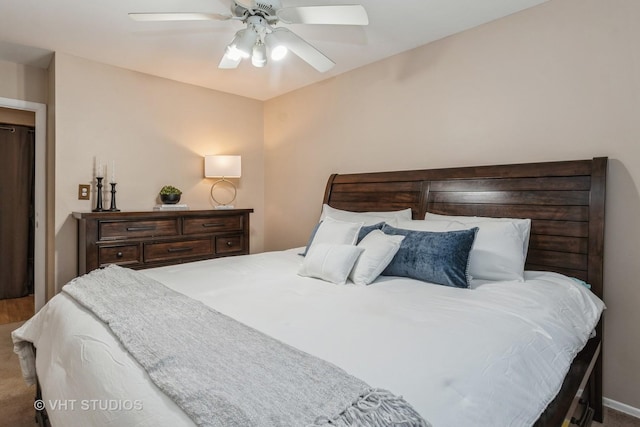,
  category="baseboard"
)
[604,397,640,419]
